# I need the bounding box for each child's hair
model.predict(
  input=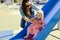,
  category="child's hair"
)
[36,10,44,19]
